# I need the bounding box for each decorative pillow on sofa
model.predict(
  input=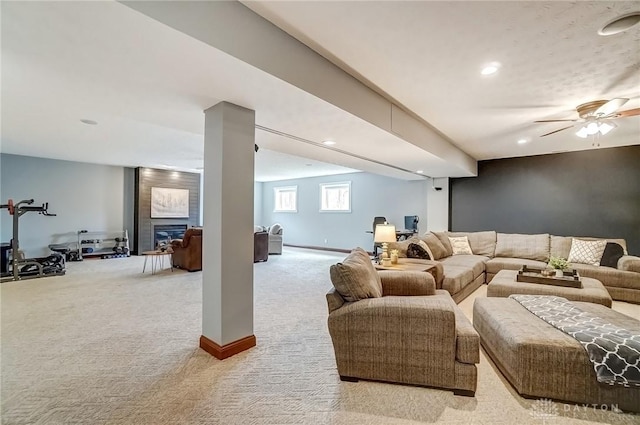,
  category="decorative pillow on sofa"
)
[568,238,607,266]
[330,247,382,302]
[448,236,473,255]
[420,233,449,260]
[387,237,421,258]
[599,242,625,268]
[407,242,432,260]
